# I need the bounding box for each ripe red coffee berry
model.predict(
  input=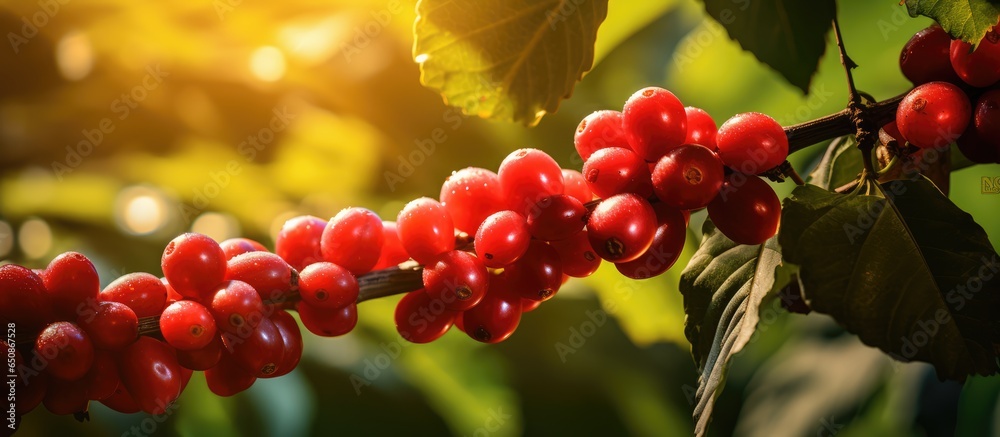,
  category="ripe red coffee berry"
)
[100,272,168,318]
[41,251,100,319]
[209,280,265,334]
[623,87,687,162]
[34,321,95,381]
[582,147,654,199]
[900,25,962,85]
[77,301,138,350]
[160,300,217,350]
[219,238,267,260]
[615,205,687,279]
[561,169,593,203]
[475,210,531,268]
[498,148,565,216]
[118,337,183,414]
[296,302,358,337]
[549,230,601,278]
[161,233,227,300]
[205,352,256,397]
[275,215,327,270]
[574,110,630,161]
[684,106,719,150]
[176,336,224,371]
[0,264,54,332]
[652,144,725,210]
[716,112,788,173]
[298,262,359,310]
[439,167,505,234]
[270,310,303,377]
[586,193,657,262]
[225,318,285,378]
[526,194,587,241]
[394,289,458,344]
[896,81,971,149]
[422,250,489,311]
[225,251,297,300]
[950,27,1000,87]
[707,173,781,245]
[372,221,411,270]
[505,240,563,302]
[974,89,1000,151]
[320,207,384,276]
[397,197,456,264]
[461,277,522,344]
